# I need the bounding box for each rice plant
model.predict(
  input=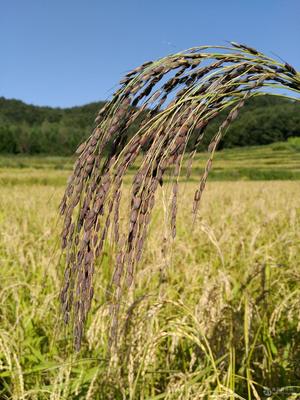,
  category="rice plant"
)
[59,42,300,350]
